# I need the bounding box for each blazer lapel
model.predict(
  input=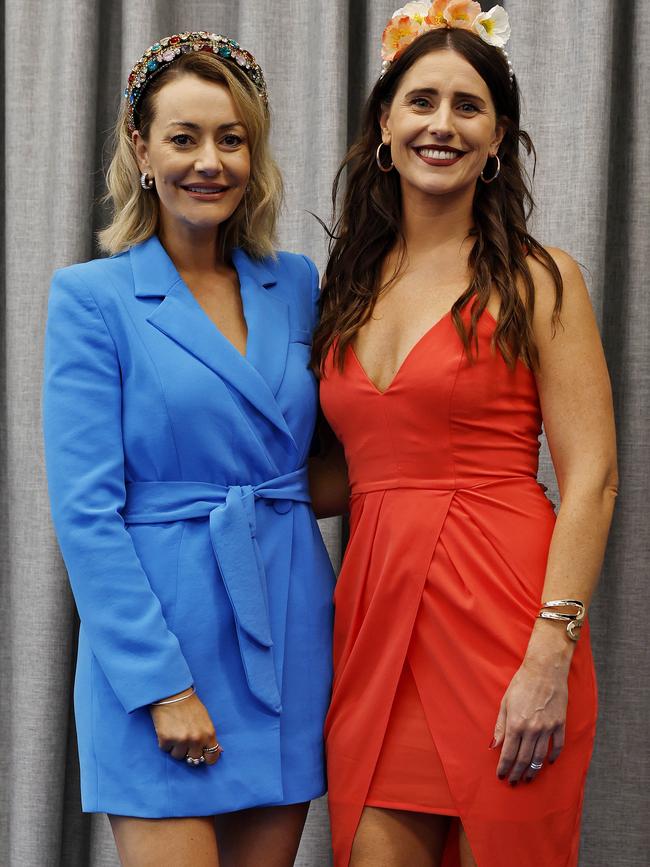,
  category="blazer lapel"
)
[232,248,290,398]
[131,238,296,450]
